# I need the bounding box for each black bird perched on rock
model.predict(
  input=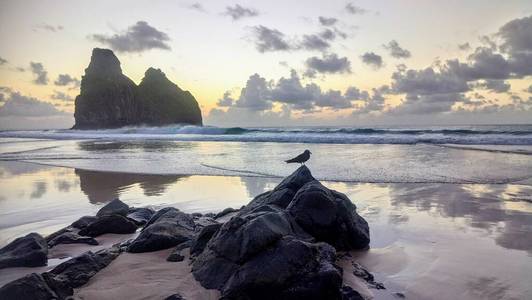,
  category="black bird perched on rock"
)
[285,150,312,165]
